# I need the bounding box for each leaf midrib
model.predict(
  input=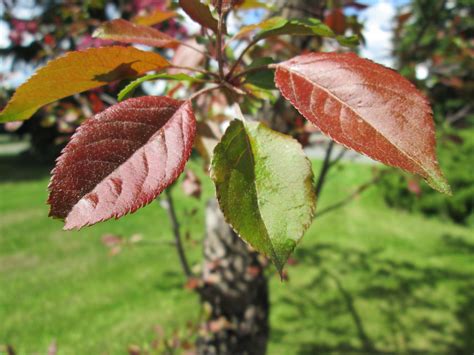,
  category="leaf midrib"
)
[240,122,281,269]
[285,66,431,180]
